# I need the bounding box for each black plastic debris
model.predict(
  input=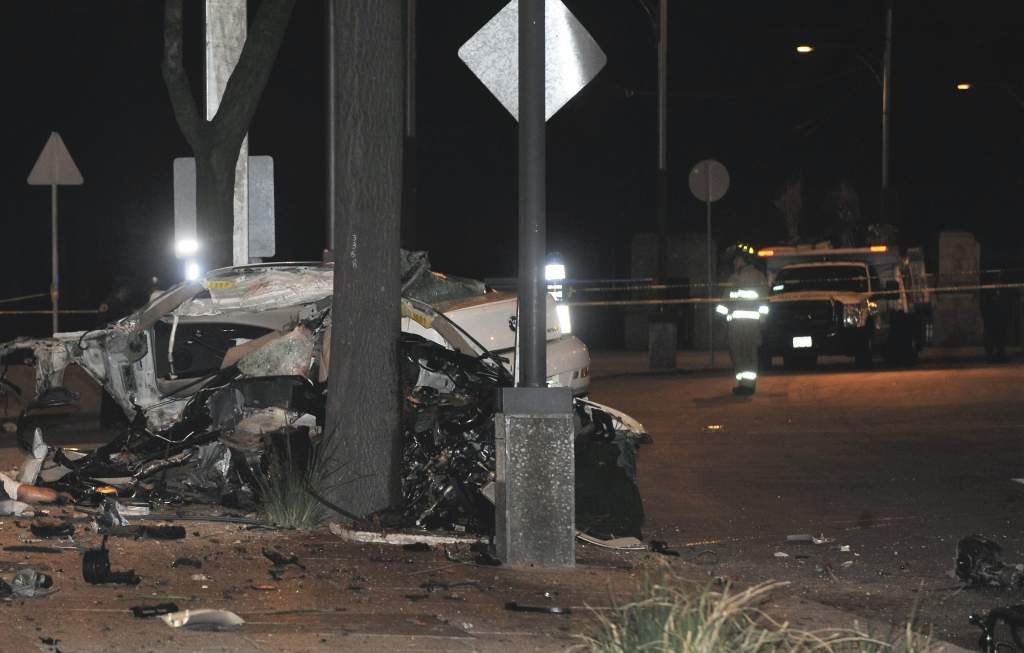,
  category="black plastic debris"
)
[132,603,180,618]
[649,540,681,557]
[82,543,141,585]
[171,557,202,568]
[505,601,571,614]
[969,605,1024,653]
[402,542,431,552]
[4,545,64,554]
[106,525,186,540]
[263,548,305,570]
[30,520,75,539]
[956,535,1023,588]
